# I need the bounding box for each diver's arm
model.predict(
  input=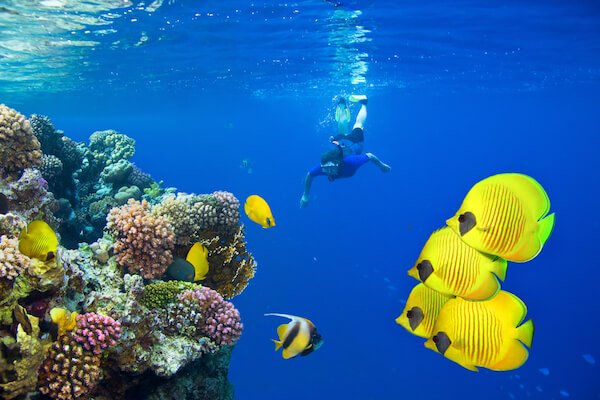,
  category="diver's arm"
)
[300,173,313,208]
[366,152,391,172]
